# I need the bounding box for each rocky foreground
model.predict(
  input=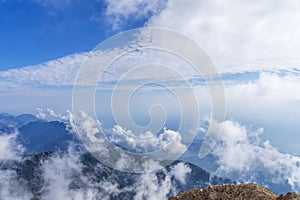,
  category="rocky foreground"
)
[169,184,300,200]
